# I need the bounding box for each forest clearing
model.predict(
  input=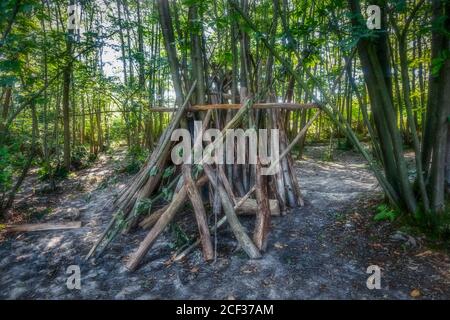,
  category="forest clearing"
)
[1,0,450,301]
[1,145,448,299]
